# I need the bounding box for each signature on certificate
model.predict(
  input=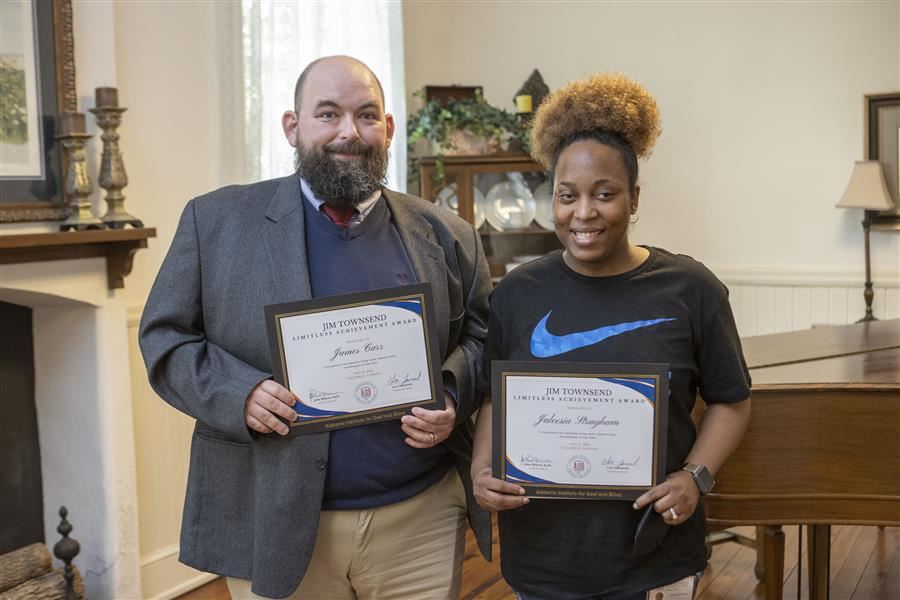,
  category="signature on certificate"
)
[309,388,339,401]
[387,371,422,386]
[602,456,640,467]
